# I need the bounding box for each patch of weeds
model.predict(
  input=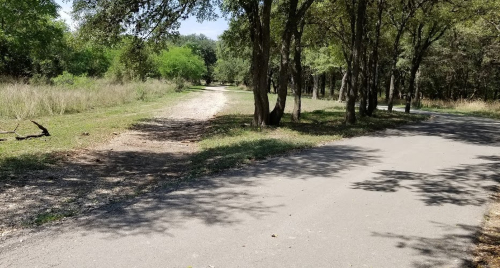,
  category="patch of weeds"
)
[32,209,76,226]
